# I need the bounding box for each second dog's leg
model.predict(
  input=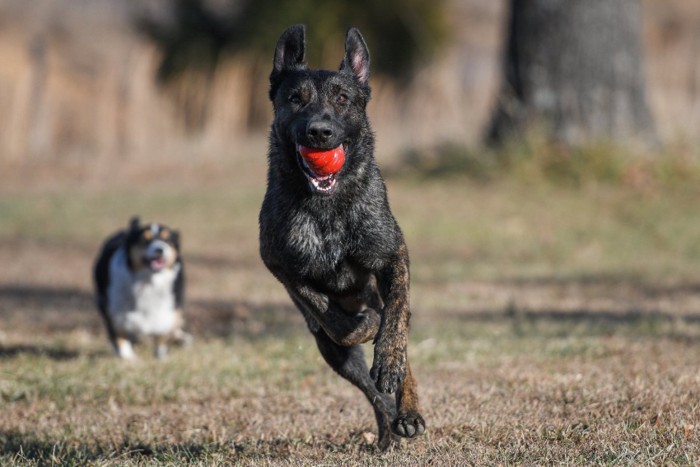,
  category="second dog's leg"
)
[115,336,137,360]
[154,335,168,359]
[311,328,400,451]
[171,310,193,347]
